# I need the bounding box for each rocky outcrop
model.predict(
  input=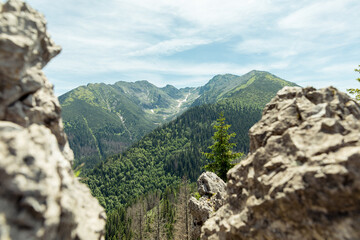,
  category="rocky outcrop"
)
[0,0,105,239]
[189,172,226,239]
[202,86,360,239]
